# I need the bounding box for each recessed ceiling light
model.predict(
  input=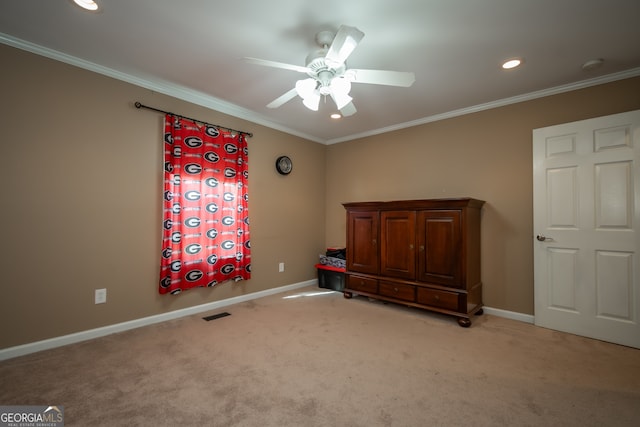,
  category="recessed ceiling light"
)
[502,58,523,70]
[72,0,99,11]
[330,113,342,119]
